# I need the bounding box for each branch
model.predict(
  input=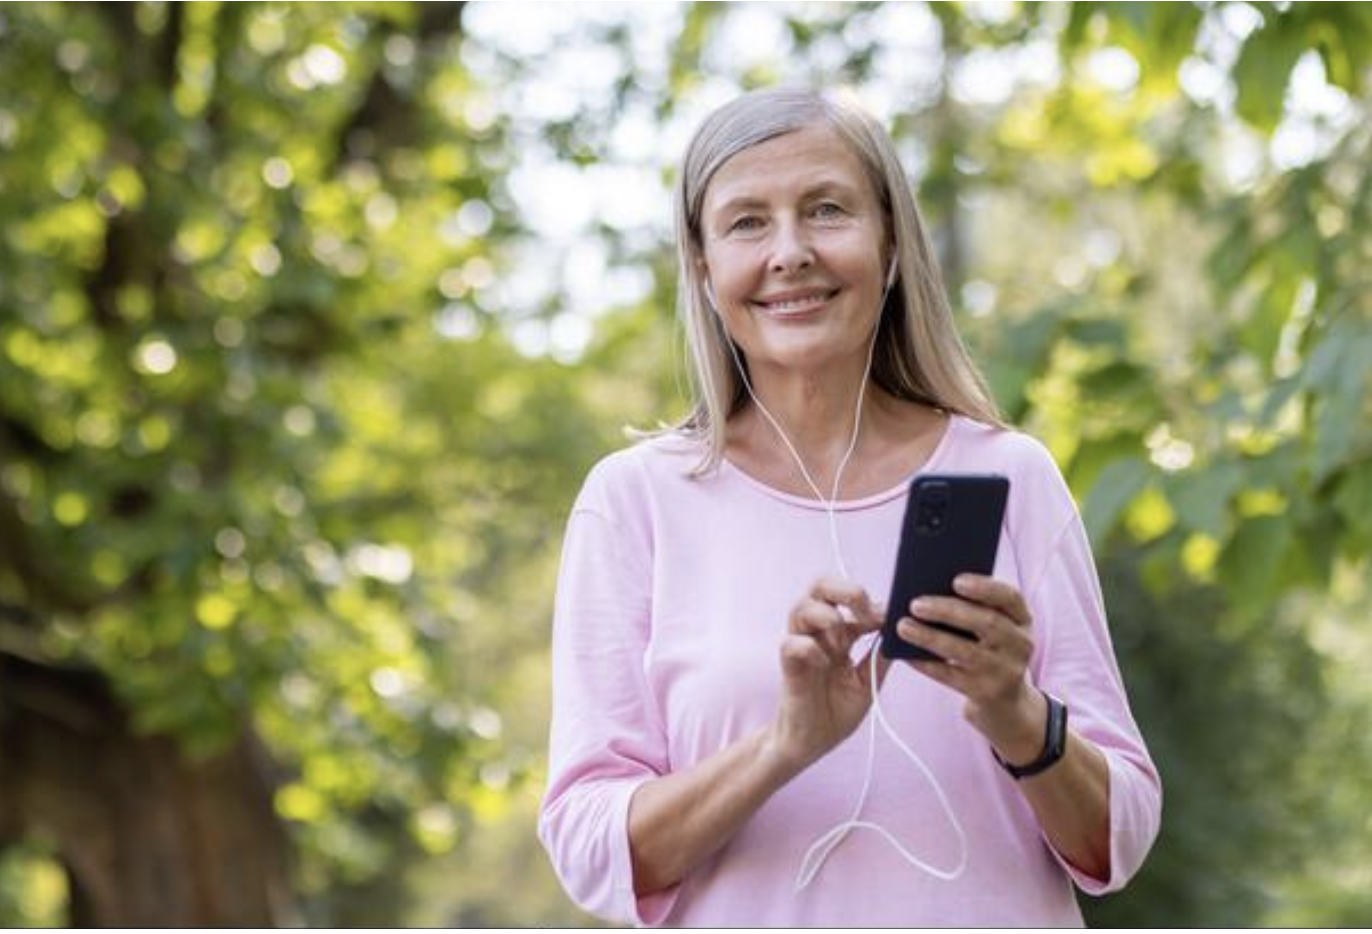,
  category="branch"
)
[92,1,139,55]
[0,428,93,616]
[204,2,250,147]
[159,1,187,91]
[329,2,468,173]
[0,652,112,734]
